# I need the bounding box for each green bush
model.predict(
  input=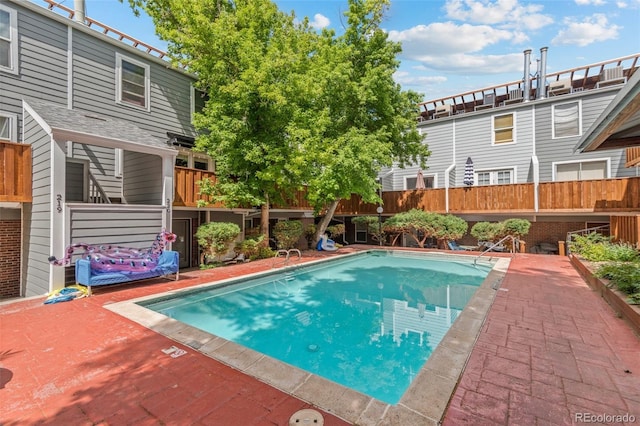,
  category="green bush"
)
[595,262,640,298]
[570,233,639,262]
[470,222,500,242]
[500,218,531,239]
[238,235,265,259]
[196,222,241,264]
[273,220,303,250]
